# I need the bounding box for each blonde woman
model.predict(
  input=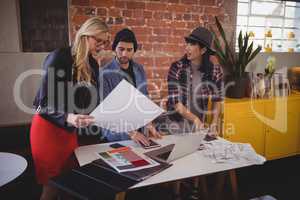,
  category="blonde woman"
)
[30,17,109,200]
